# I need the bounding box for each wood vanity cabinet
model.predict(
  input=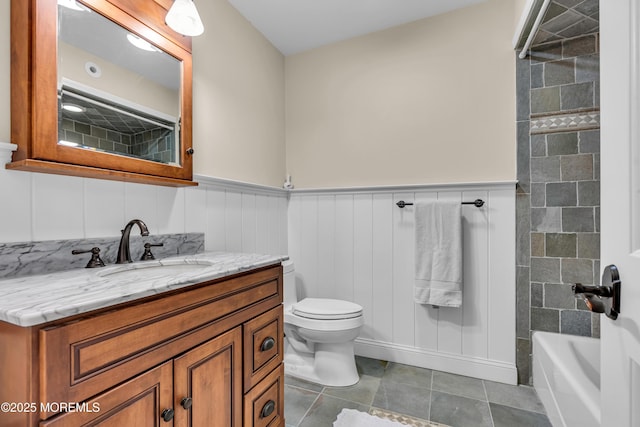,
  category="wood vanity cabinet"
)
[0,265,285,427]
